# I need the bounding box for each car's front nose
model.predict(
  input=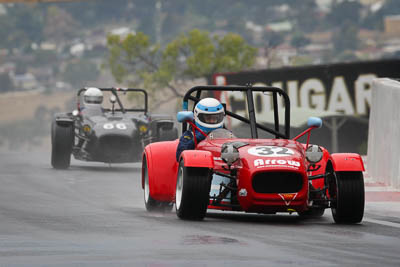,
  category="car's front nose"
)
[98,134,134,156]
[91,121,140,162]
[237,168,309,213]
